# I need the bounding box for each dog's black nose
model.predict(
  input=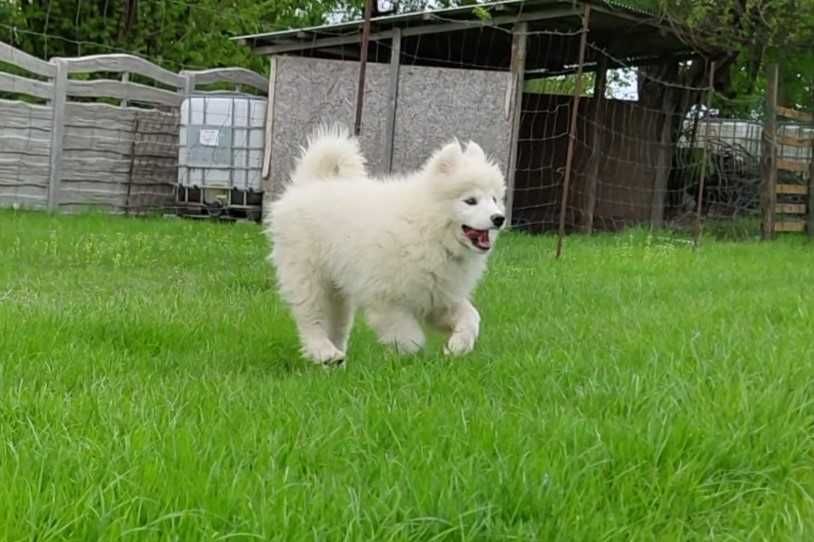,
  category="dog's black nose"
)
[491,214,505,228]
